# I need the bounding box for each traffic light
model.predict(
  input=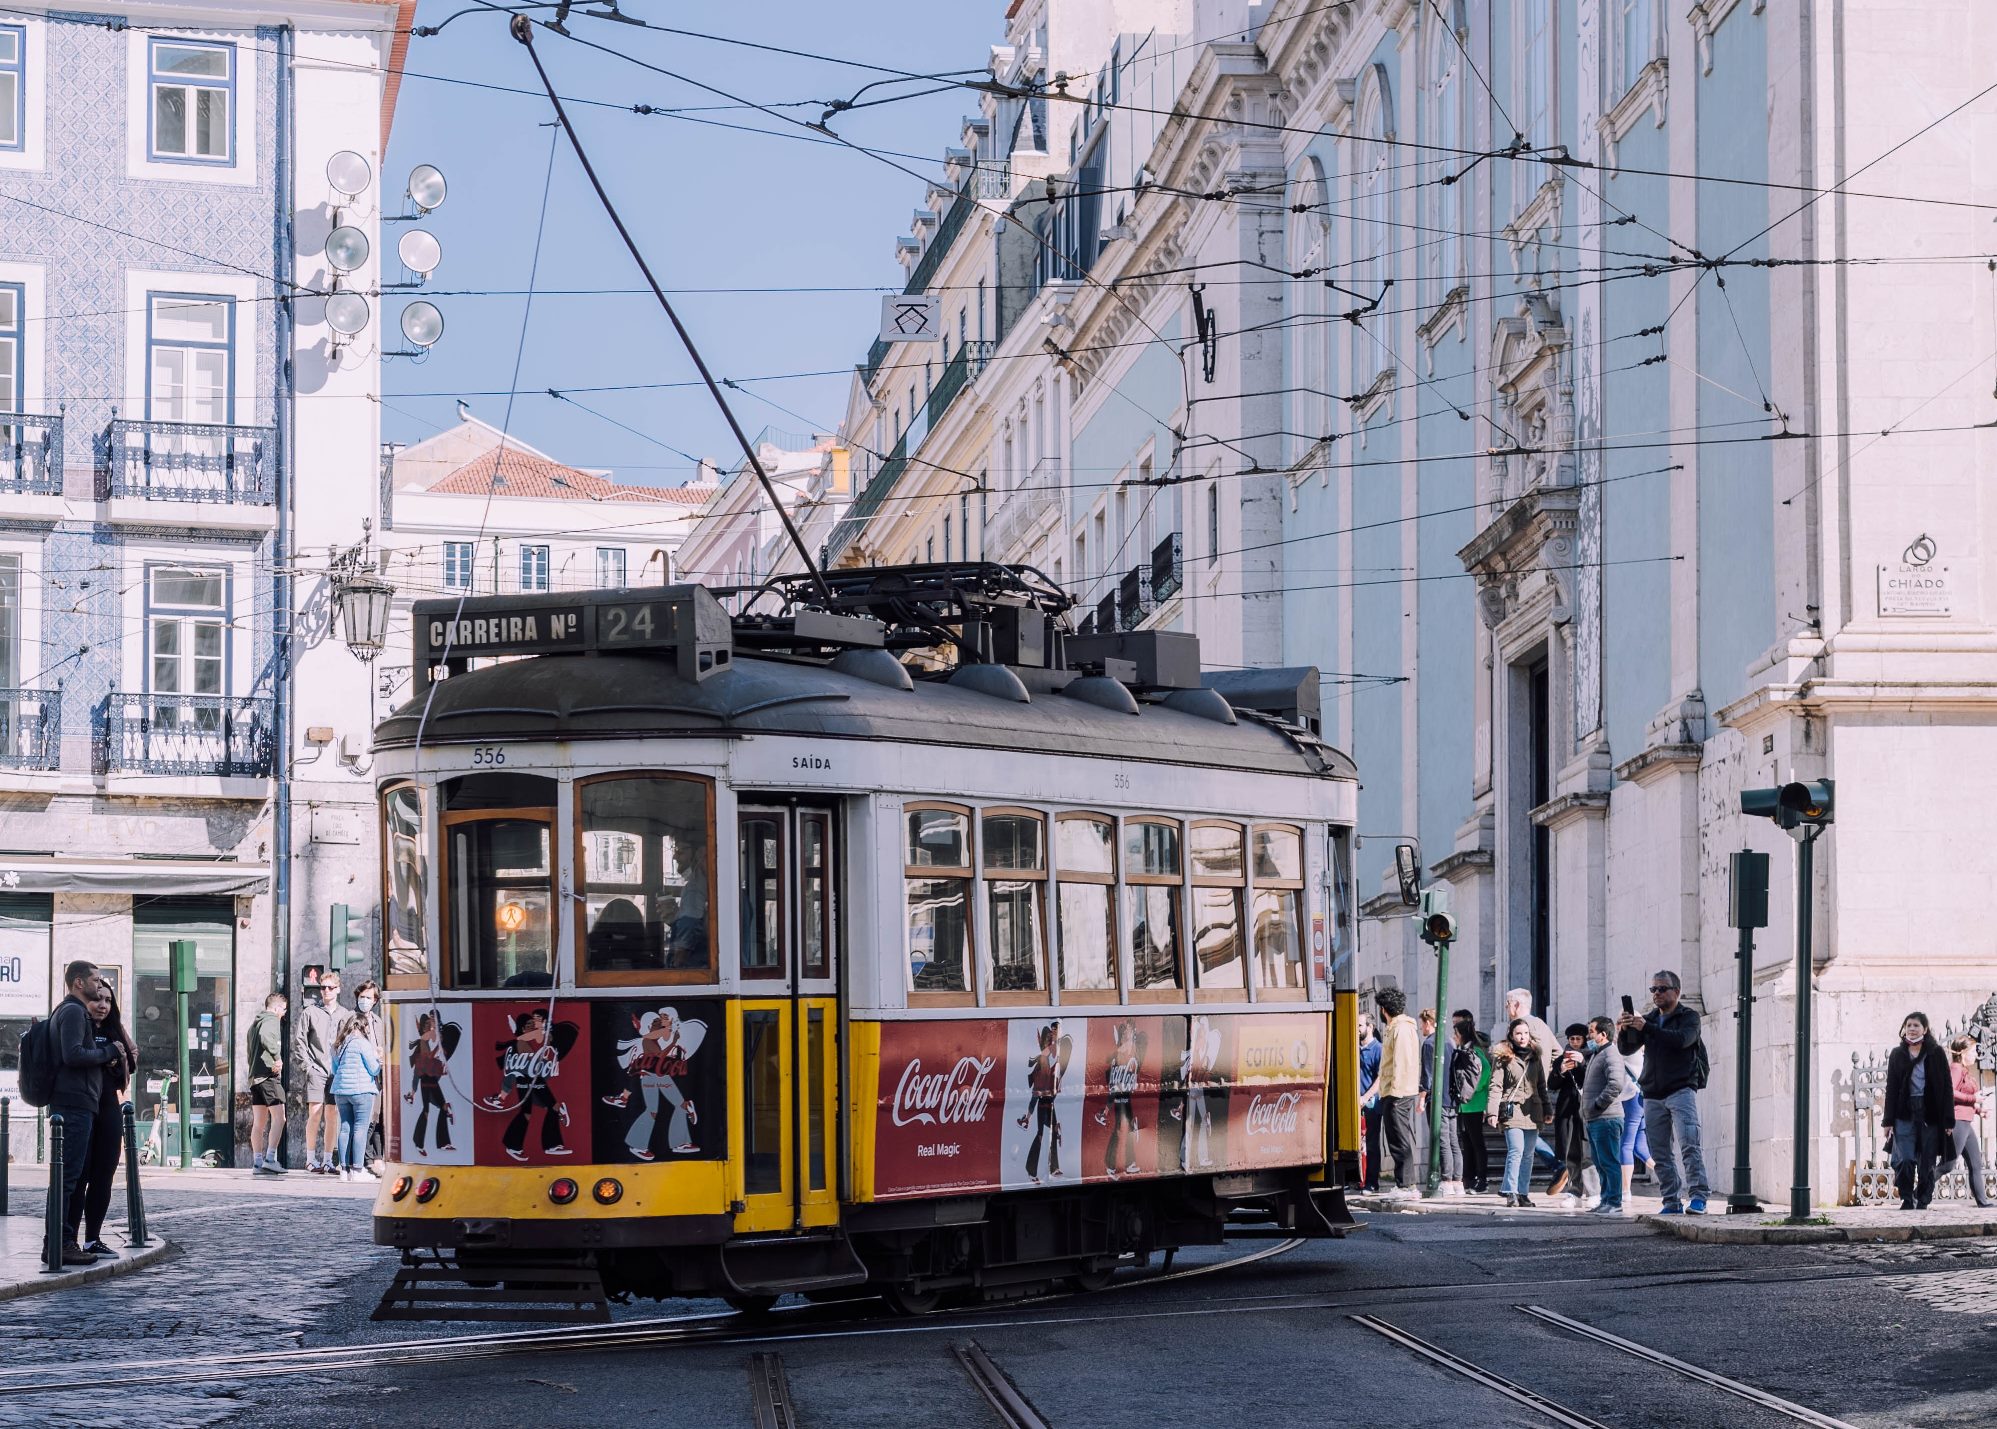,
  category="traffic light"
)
[329,903,352,970]
[1741,780,1835,832]
[1420,911,1457,947]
